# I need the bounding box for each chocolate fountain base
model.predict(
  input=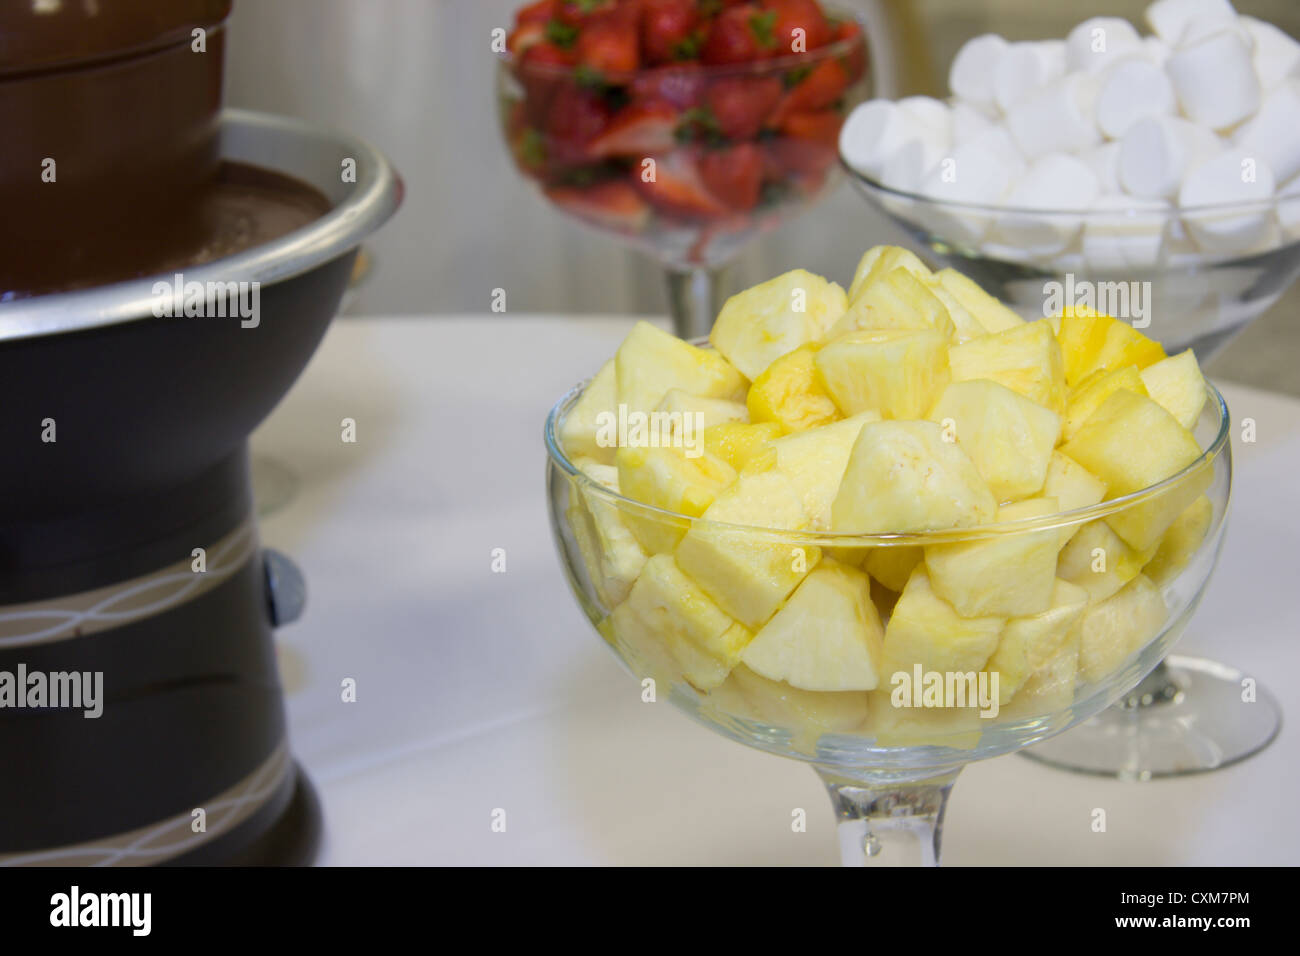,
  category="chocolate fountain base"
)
[174,764,322,866]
